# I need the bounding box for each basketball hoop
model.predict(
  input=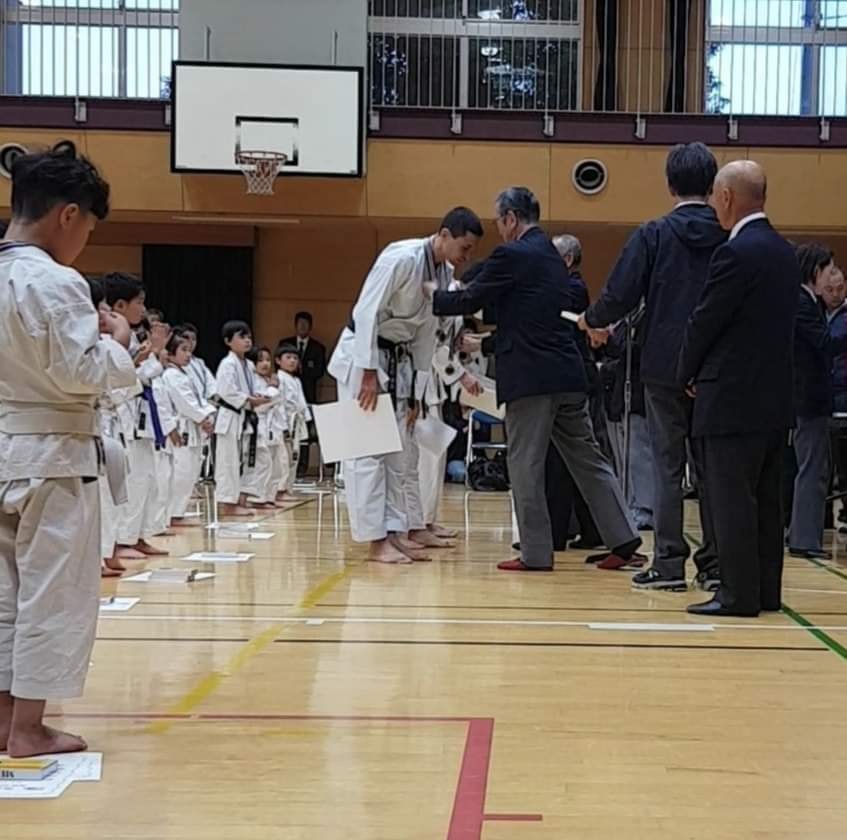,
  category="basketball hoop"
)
[235,150,287,195]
